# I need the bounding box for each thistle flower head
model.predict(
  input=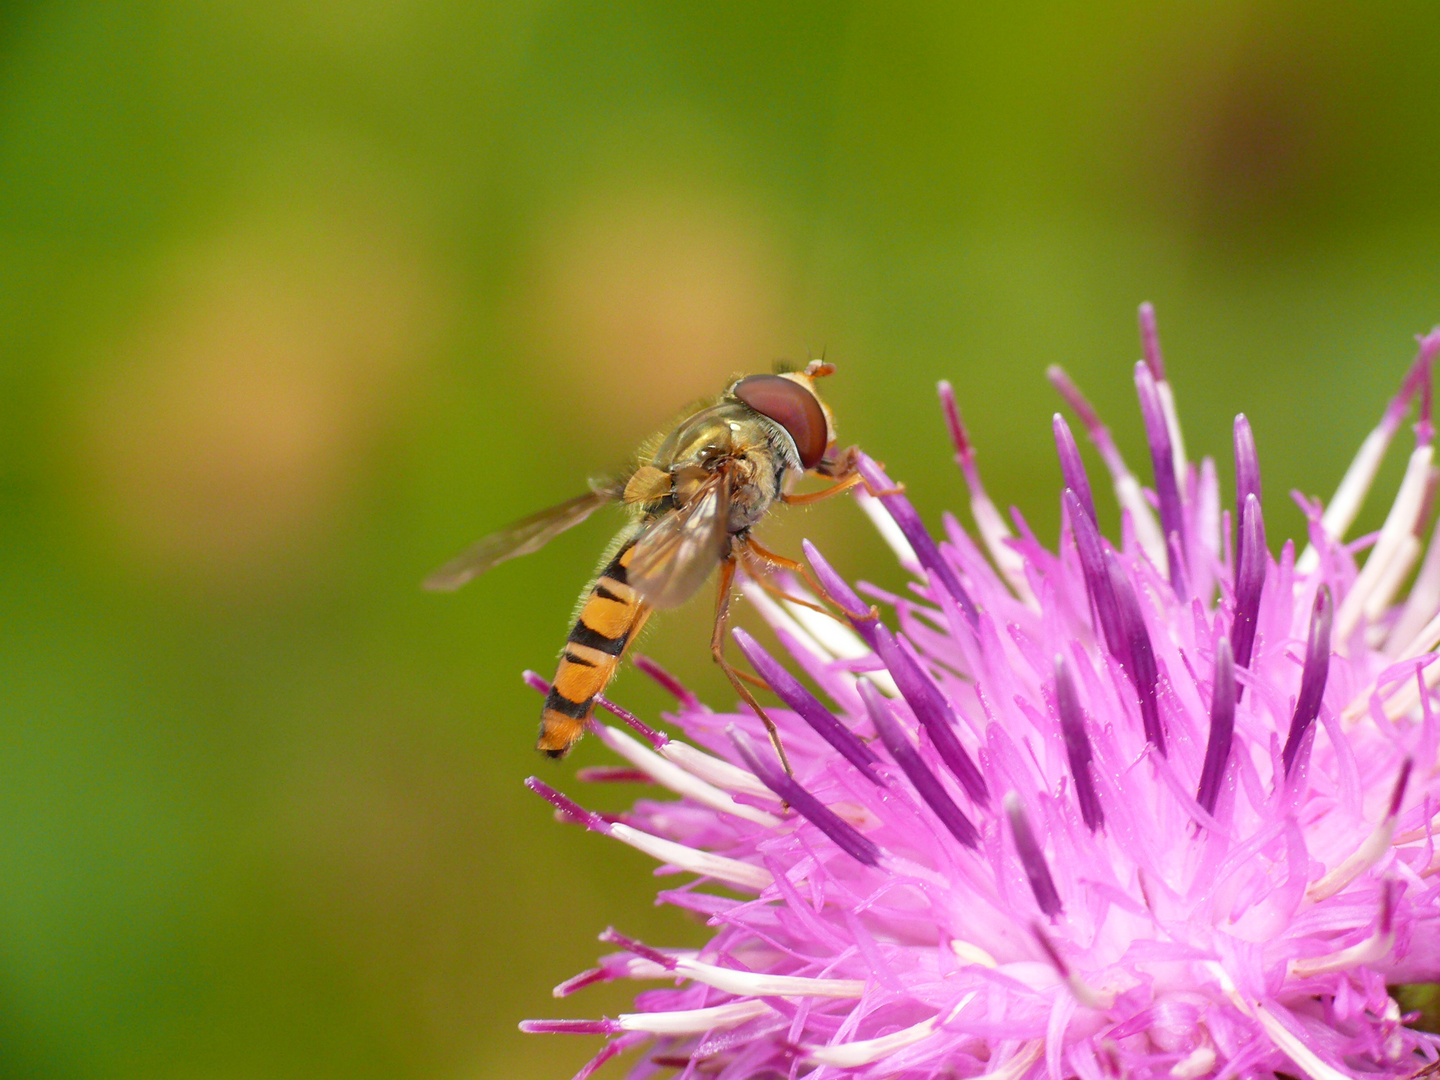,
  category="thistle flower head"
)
[525,310,1440,1080]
